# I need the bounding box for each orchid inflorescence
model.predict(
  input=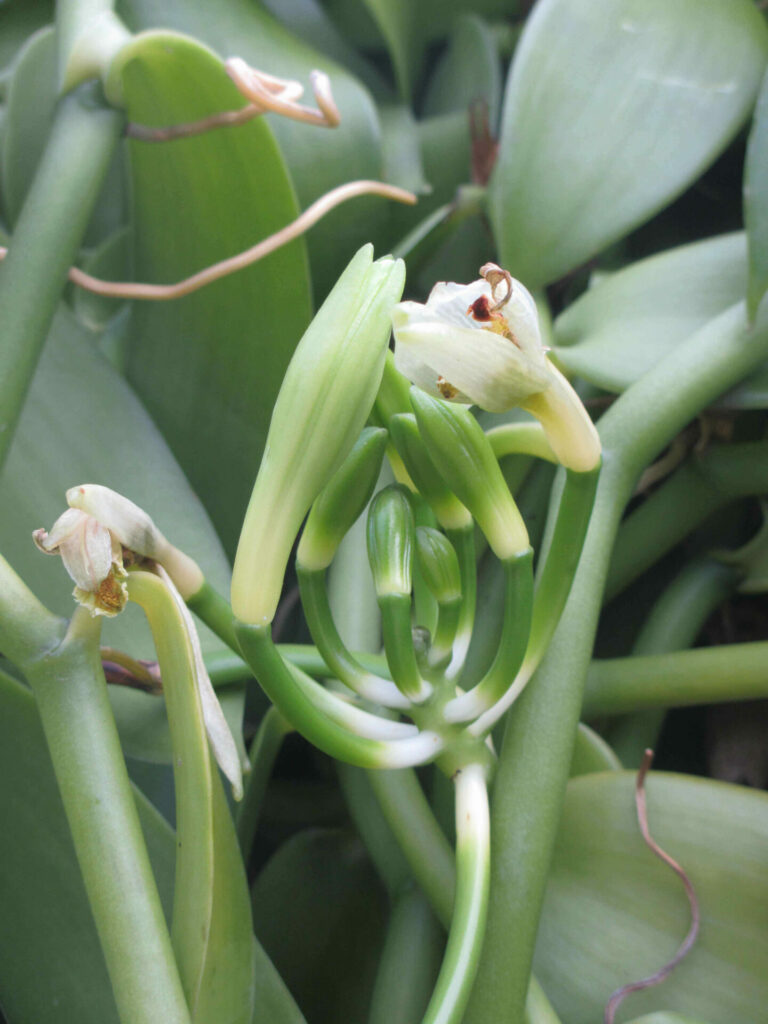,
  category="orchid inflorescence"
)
[35,249,601,1024]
